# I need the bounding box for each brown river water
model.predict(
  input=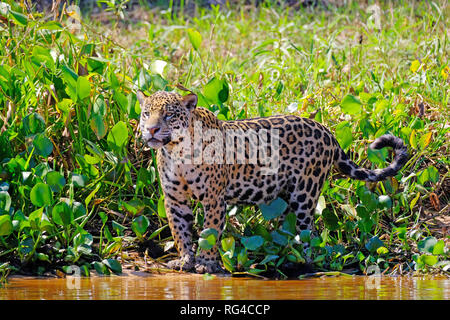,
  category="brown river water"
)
[0,272,449,300]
